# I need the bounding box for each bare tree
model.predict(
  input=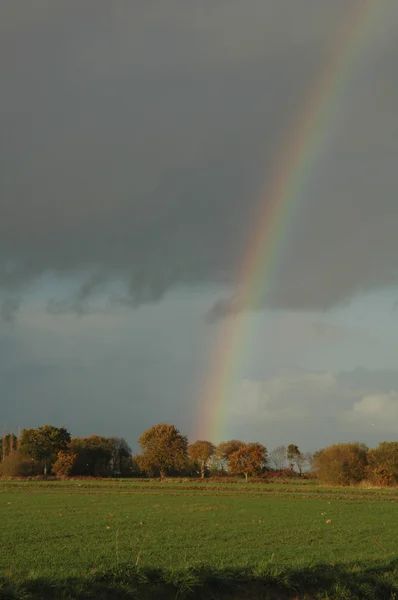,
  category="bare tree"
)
[268,445,287,470]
